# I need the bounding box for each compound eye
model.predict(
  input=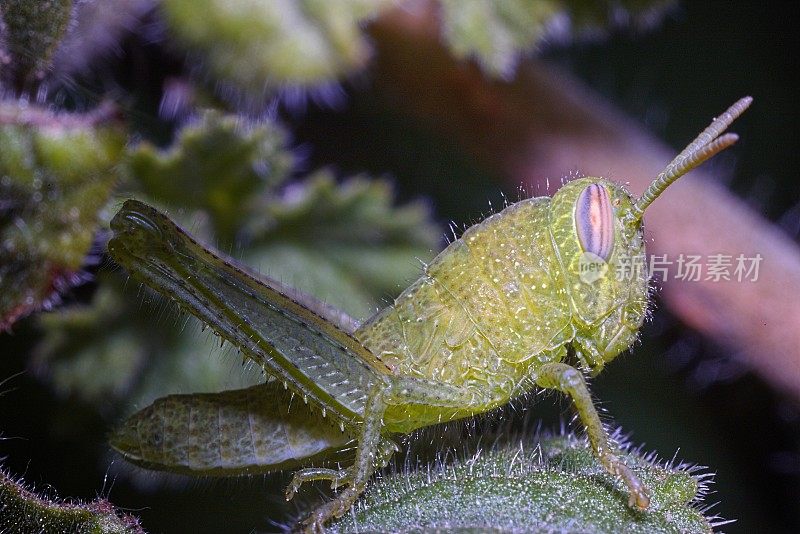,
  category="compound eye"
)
[575,183,615,261]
